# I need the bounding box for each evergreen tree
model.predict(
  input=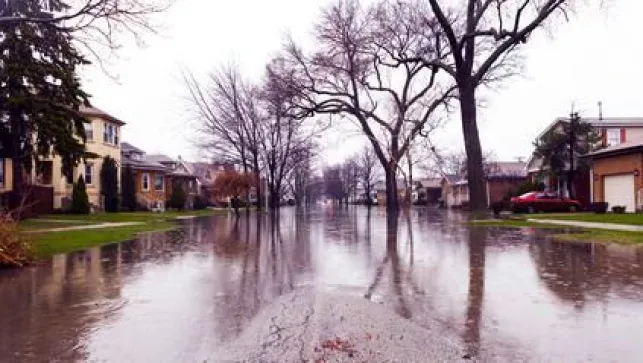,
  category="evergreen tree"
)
[71,175,90,214]
[100,156,119,212]
[121,165,137,212]
[168,182,187,211]
[0,0,91,211]
[533,112,601,198]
